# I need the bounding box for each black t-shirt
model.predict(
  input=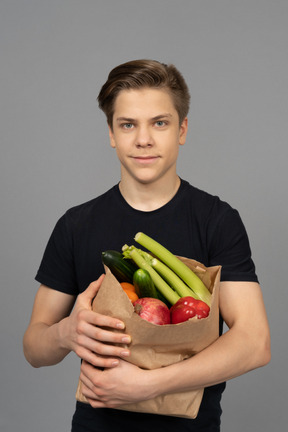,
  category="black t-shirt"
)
[35,179,258,431]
